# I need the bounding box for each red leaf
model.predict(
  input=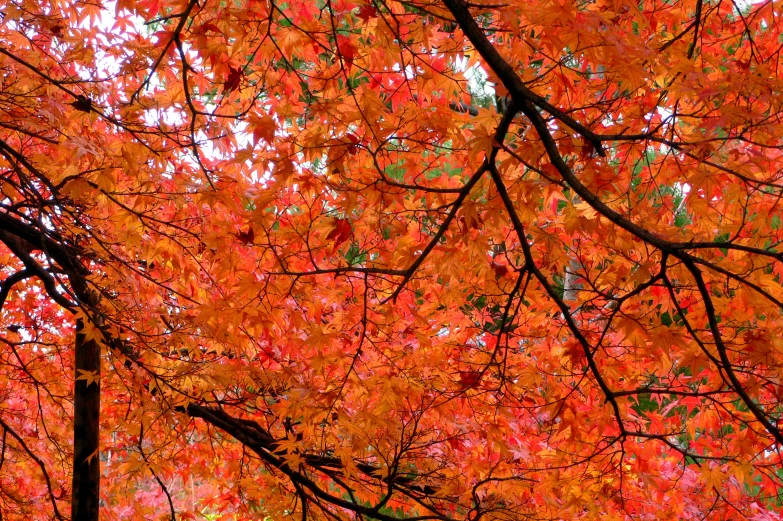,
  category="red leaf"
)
[581,141,595,159]
[224,66,243,94]
[357,4,378,21]
[69,95,92,113]
[236,227,255,245]
[491,262,509,278]
[198,23,222,34]
[336,36,356,71]
[459,371,481,389]
[345,132,361,155]
[326,218,352,249]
